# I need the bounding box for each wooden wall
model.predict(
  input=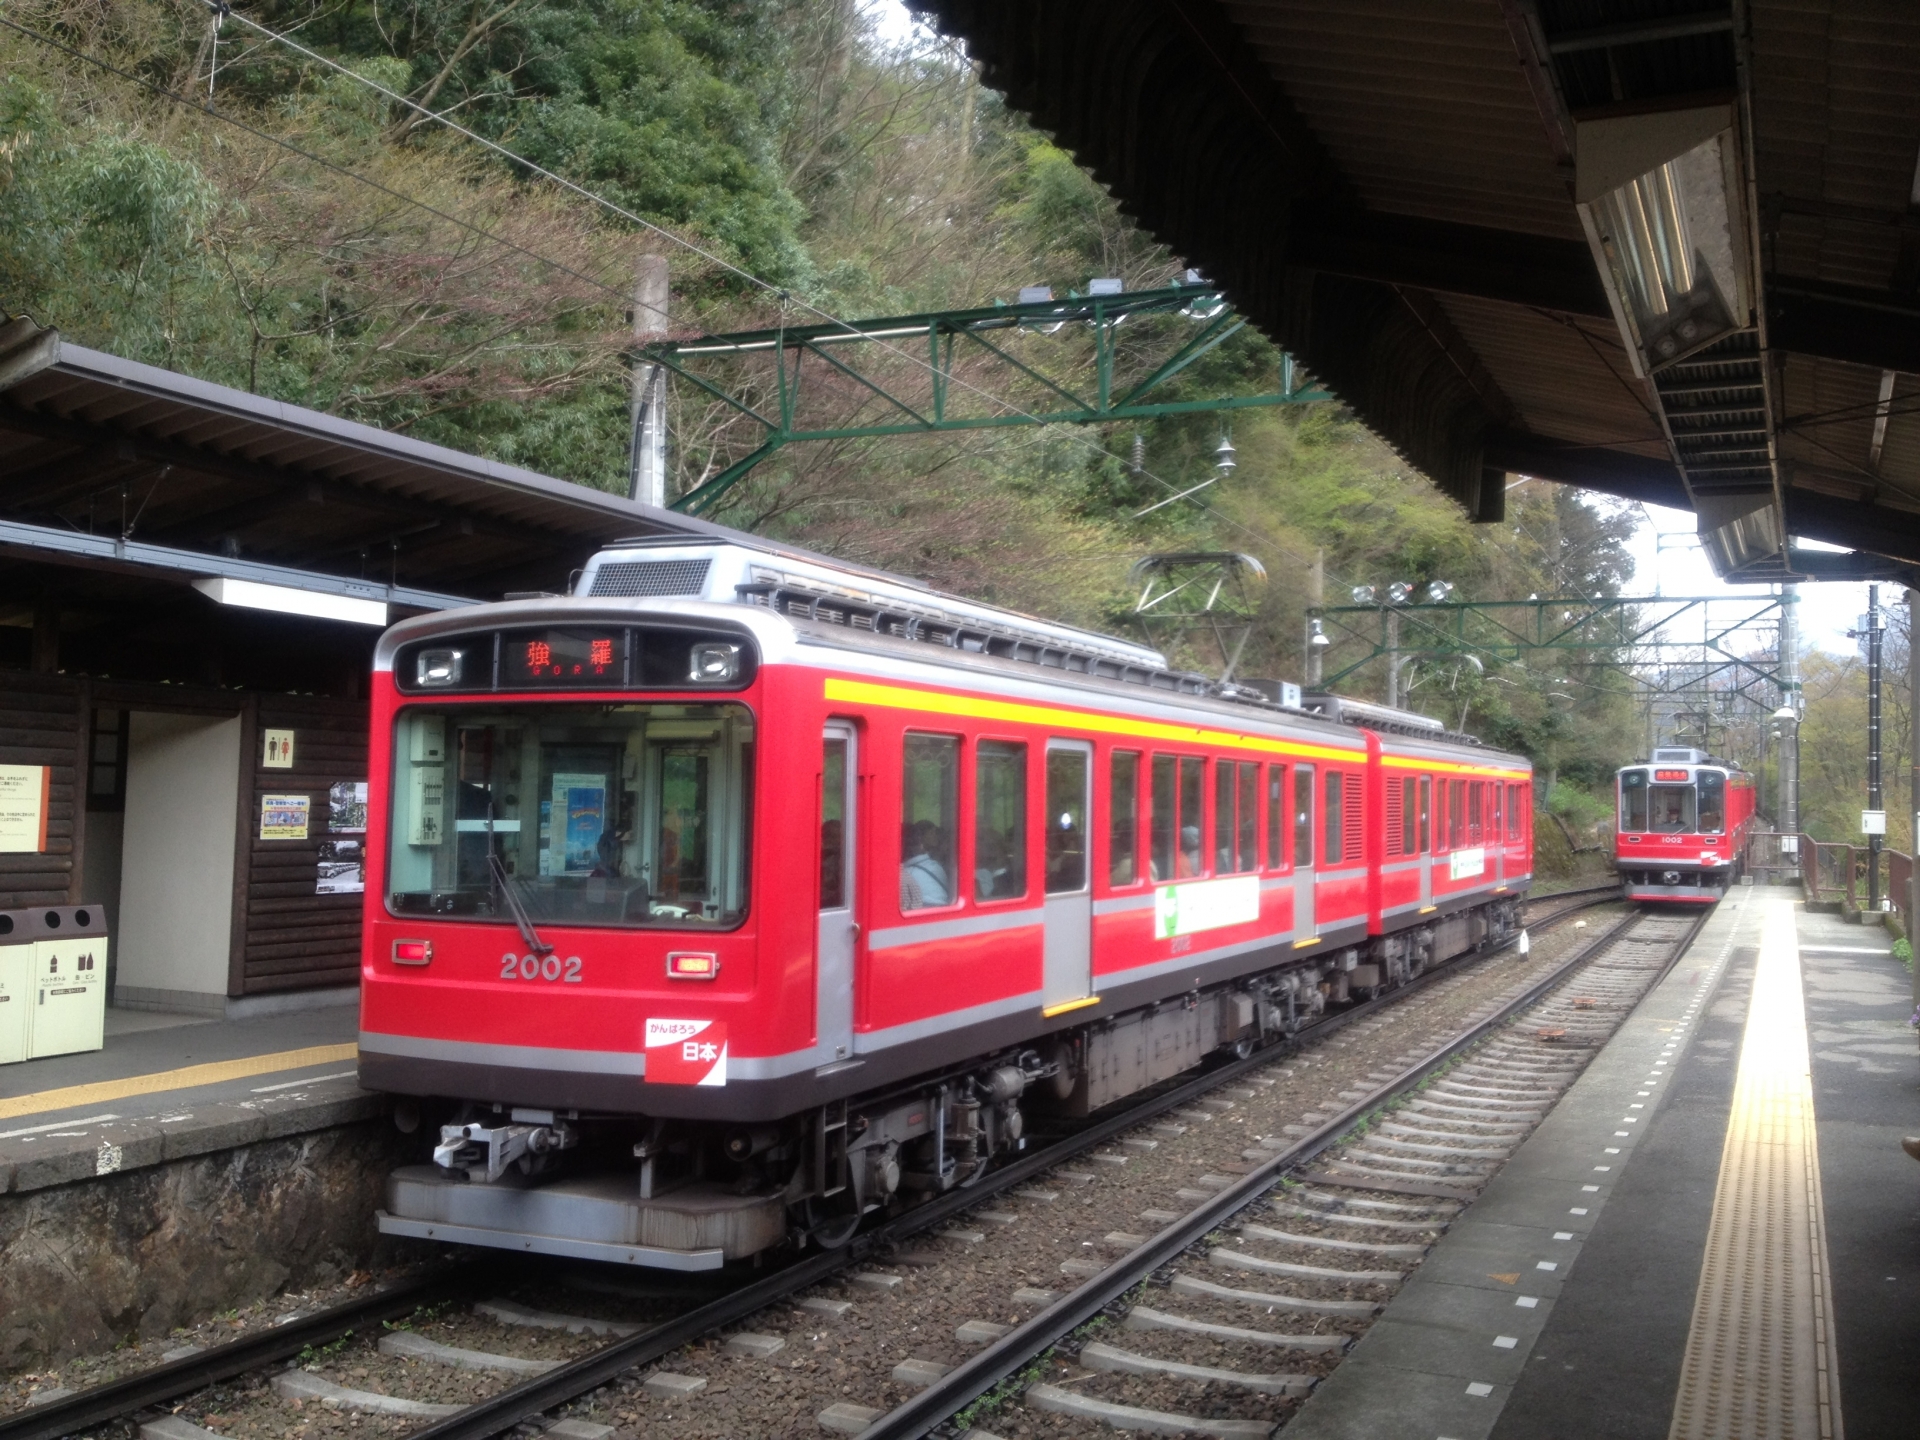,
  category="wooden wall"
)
[4,669,371,998]
[233,694,370,996]
[0,672,85,910]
